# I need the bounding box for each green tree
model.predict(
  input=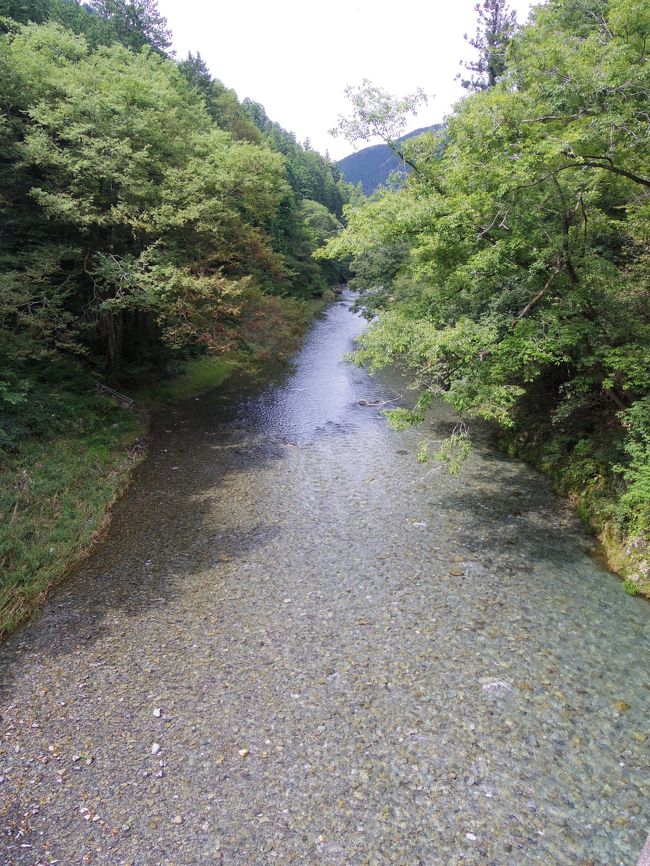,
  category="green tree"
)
[0,0,50,24]
[0,22,288,377]
[178,52,262,142]
[459,0,517,91]
[318,0,650,560]
[241,97,353,295]
[86,0,172,53]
